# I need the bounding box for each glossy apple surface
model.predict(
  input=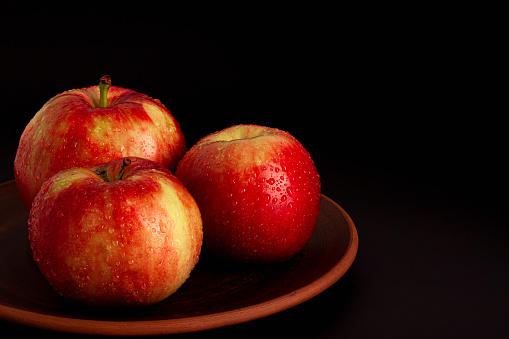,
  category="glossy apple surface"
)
[175,124,321,263]
[15,81,186,211]
[28,157,202,307]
